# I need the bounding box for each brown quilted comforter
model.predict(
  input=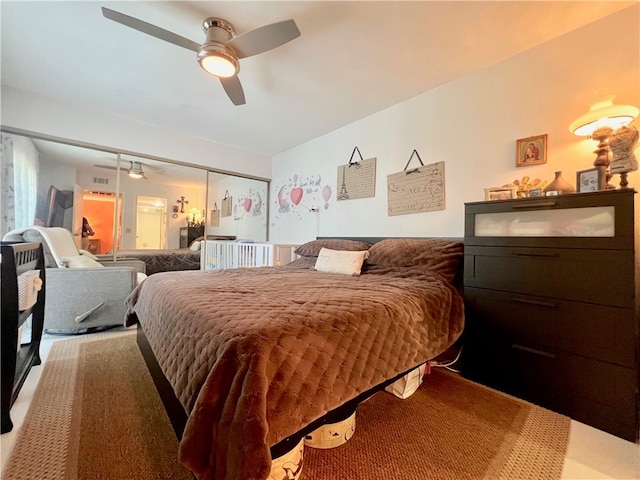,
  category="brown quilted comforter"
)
[111,248,200,275]
[125,262,464,480]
